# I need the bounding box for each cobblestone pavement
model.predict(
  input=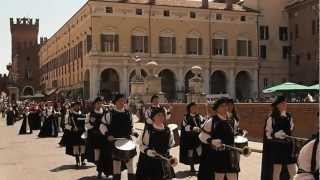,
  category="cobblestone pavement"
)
[0,117,262,180]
